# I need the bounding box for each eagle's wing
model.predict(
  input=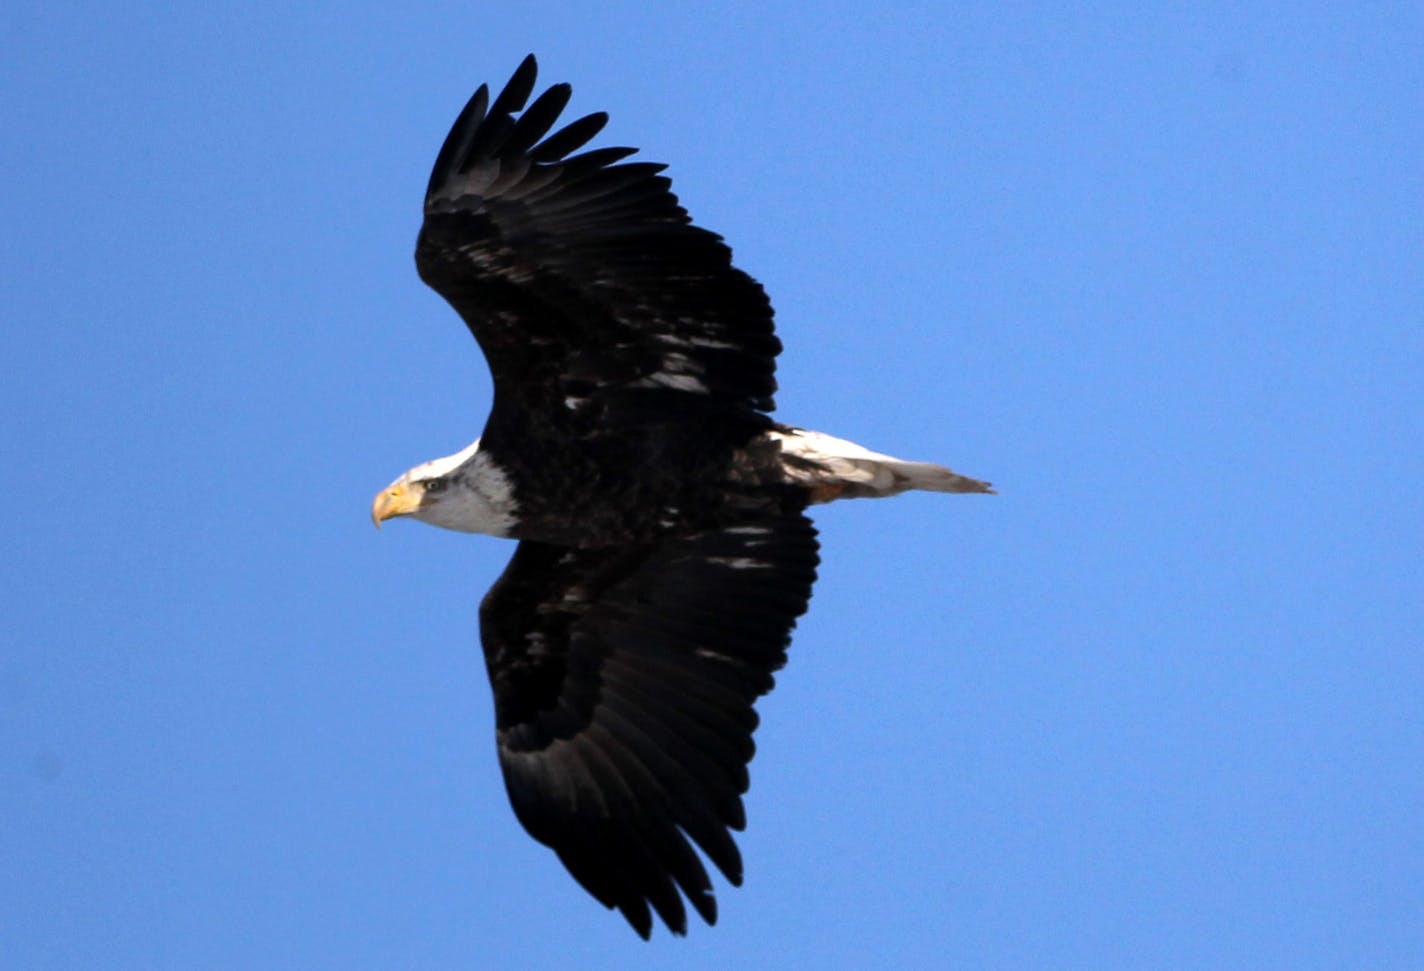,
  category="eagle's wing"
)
[479,512,819,937]
[415,55,781,428]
